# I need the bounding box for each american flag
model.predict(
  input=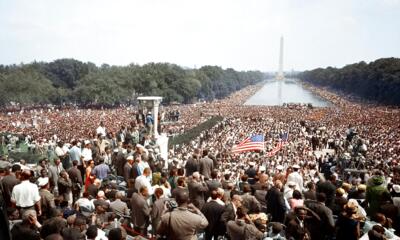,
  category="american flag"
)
[279,132,289,147]
[281,132,289,142]
[232,134,265,153]
[266,131,289,157]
